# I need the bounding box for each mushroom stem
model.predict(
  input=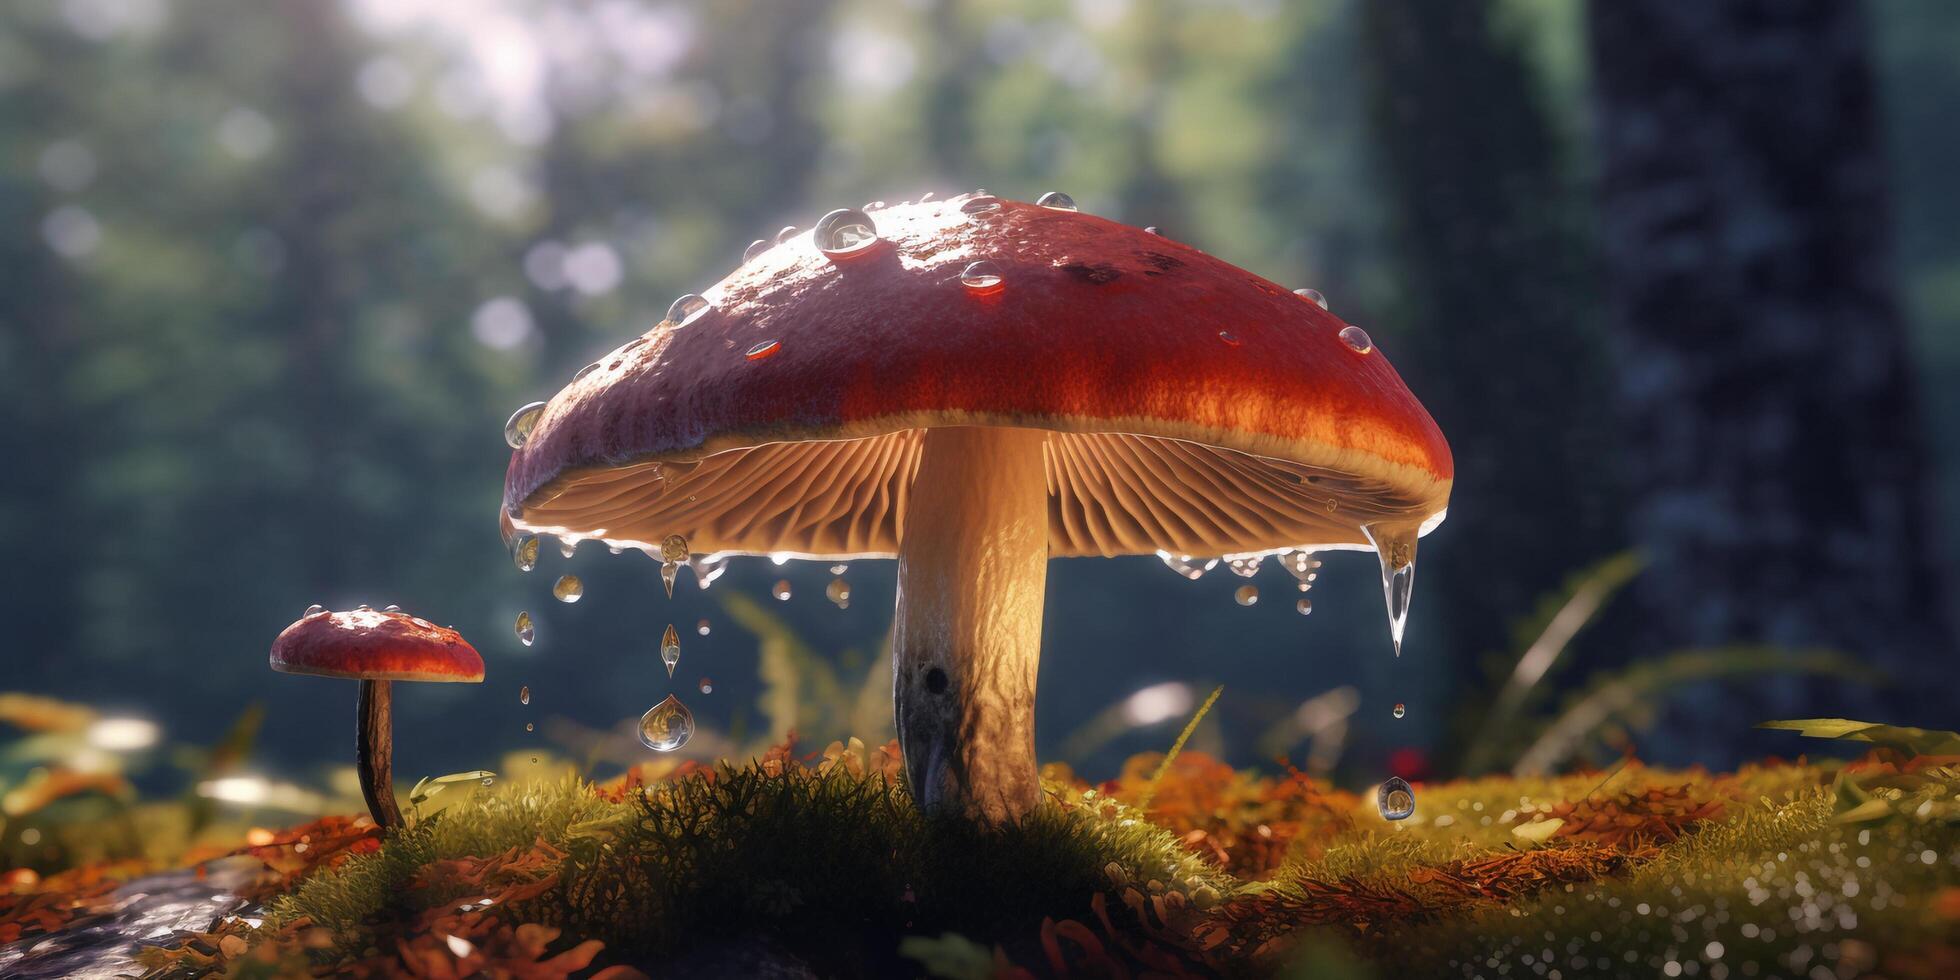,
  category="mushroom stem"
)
[894,426,1049,823]
[356,679,403,829]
